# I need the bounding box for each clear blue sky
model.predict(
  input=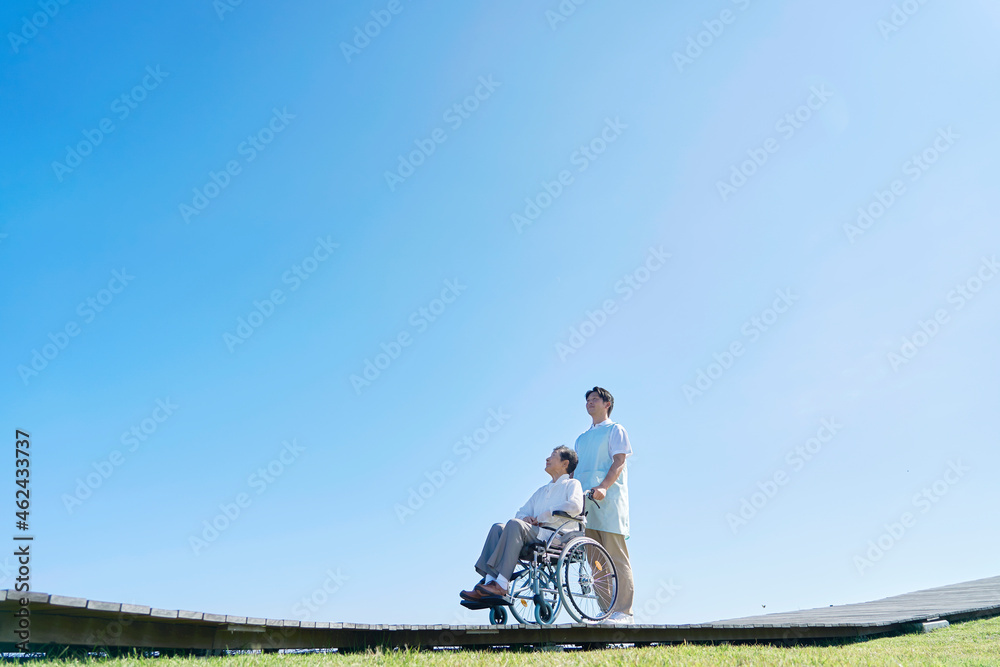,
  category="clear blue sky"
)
[2,0,999,626]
